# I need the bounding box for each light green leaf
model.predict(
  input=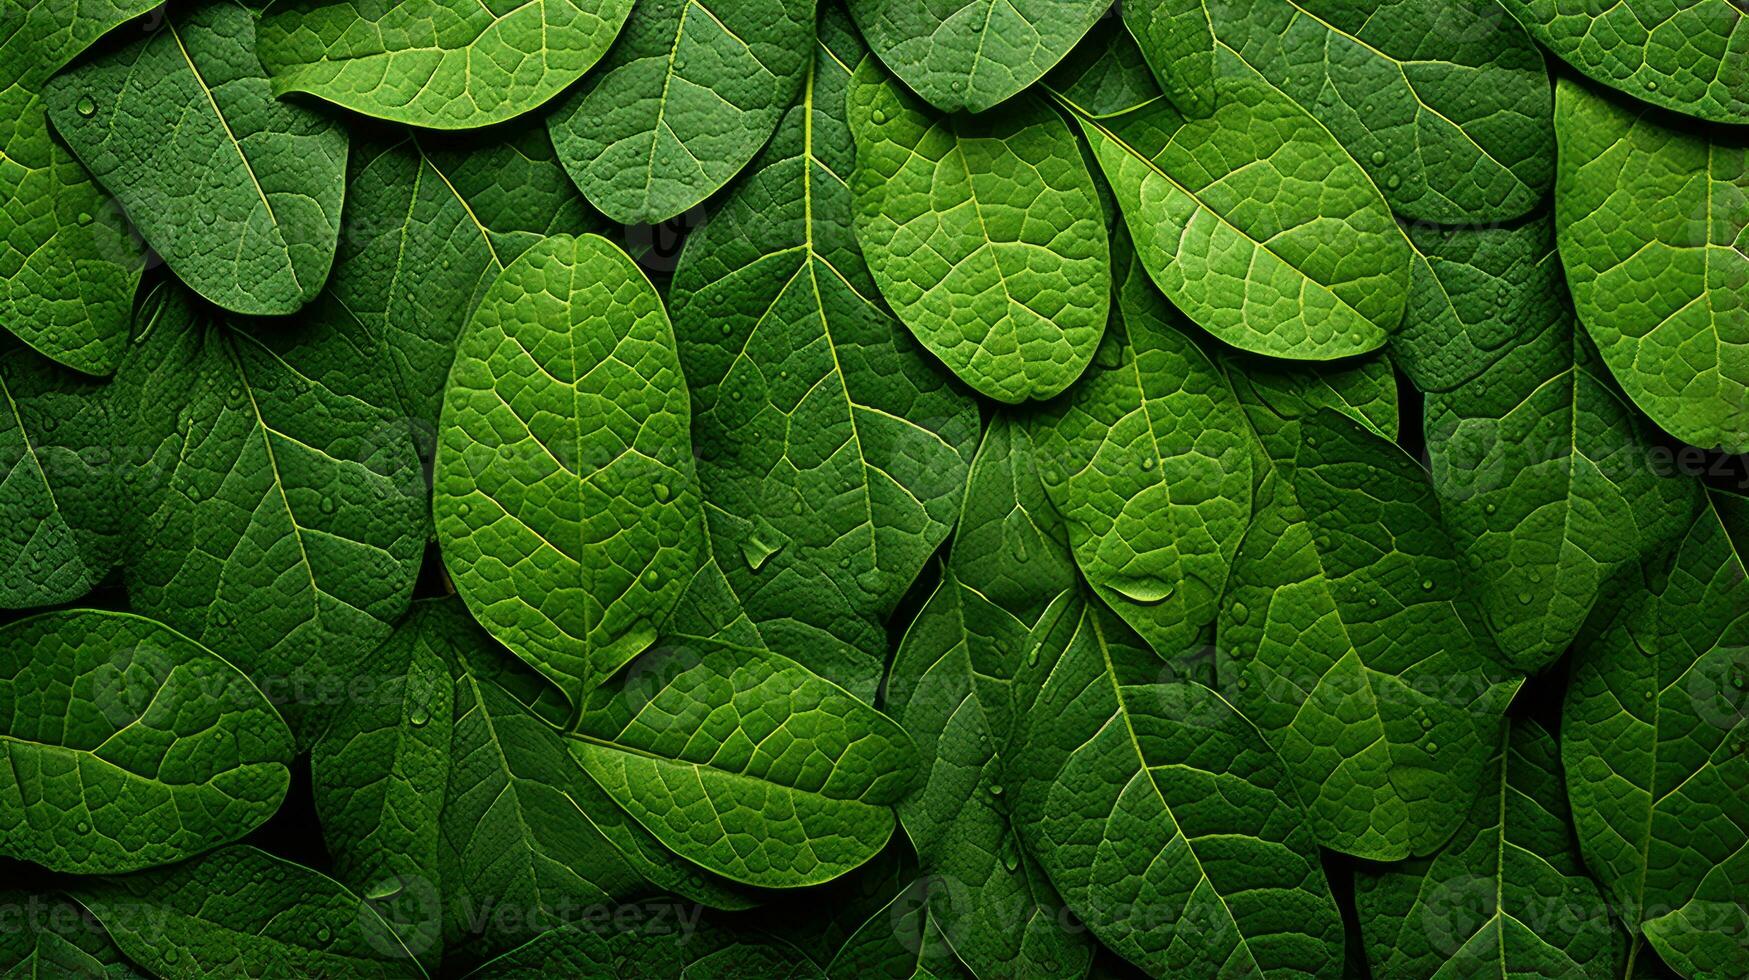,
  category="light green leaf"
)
[74,846,421,978]
[1028,239,1253,661]
[434,233,705,708]
[1124,0,1215,117]
[0,344,117,608]
[0,0,153,375]
[1062,52,1410,360]
[313,127,601,438]
[113,285,427,739]
[546,0,818,225]
[570,643,919,888]
[948,416,1078,627]
[1354,720,1625,979]
[848,64,1110,404]
[1218,410,1521,860]
[1011,592,1346,977]
[0,610,292,875]
[670,19,977,699]
[1498,0,1748,124]
[886,571,1095,979]
[256,0,634,130]
[1420,216,1700,672]
[472,919,822,978]
[44,1,347,316]
[1563,490,1749,976]
[1554,78,1749,453]
[846,0,1108,113]
[1211,0,1553,223]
